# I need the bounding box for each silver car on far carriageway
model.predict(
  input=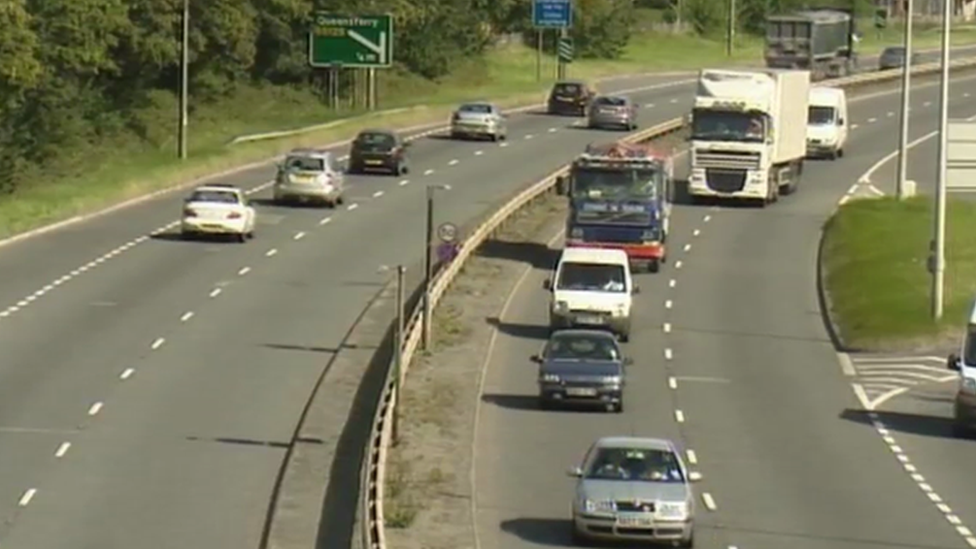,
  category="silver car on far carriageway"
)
[587,95,639,131]
[450,102,508,141]
[568,436,700,547]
